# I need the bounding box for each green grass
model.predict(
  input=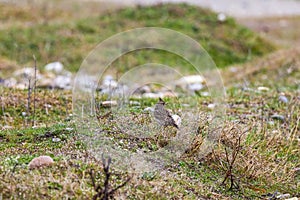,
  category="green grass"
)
[0,3,276,75]
[0,61,299,198]
[0,2,299,199]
